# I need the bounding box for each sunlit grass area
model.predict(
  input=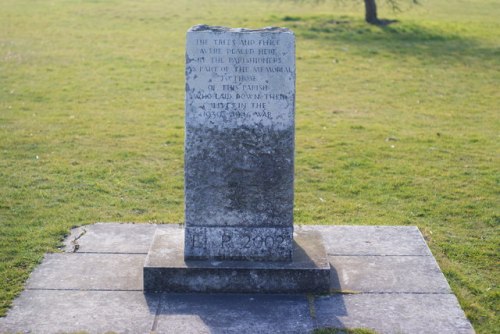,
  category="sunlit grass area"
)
[1,0,498,332]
